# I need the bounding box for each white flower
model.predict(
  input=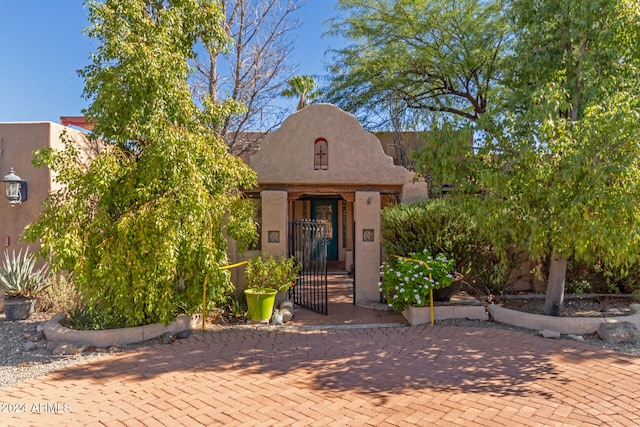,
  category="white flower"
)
[392,295,398,300]
[395,286,399,290]
[446,273,453,278]
[396,271,401,277]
